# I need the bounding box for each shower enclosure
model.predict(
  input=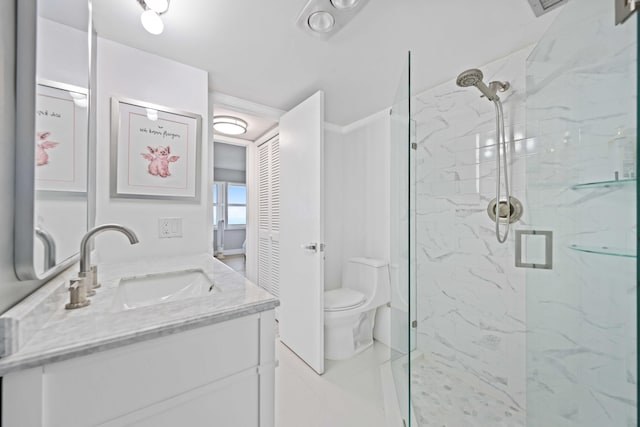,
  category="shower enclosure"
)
[388,0,638,425]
